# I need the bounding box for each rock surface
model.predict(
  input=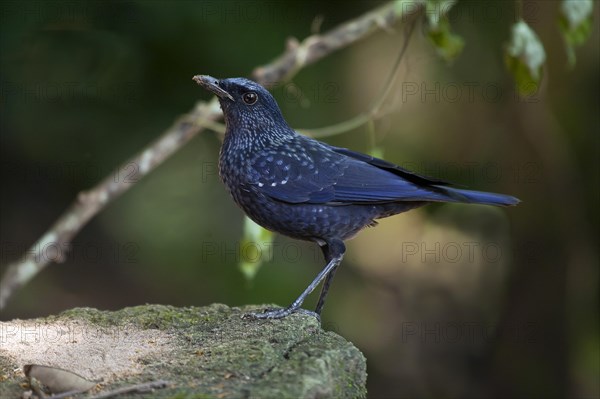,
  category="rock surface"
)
[0,304,367,398]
